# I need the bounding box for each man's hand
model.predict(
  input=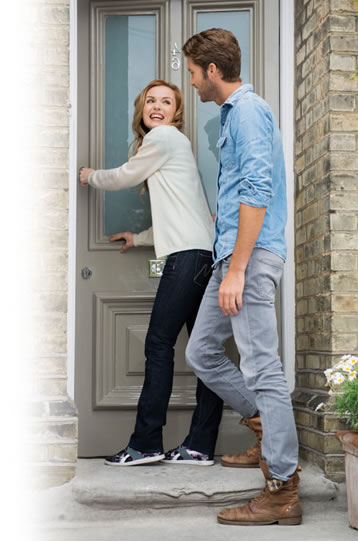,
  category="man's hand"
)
[217,204,266,315]
[79,167,94,187]
[109,231,134,253]
[218,269,245,316]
